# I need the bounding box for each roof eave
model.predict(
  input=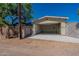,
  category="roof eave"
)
[39,16,69,20]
